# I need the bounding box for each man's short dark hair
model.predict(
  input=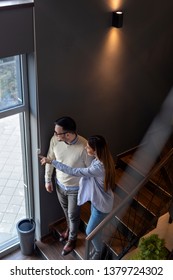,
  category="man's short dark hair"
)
[54,116,76,132]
